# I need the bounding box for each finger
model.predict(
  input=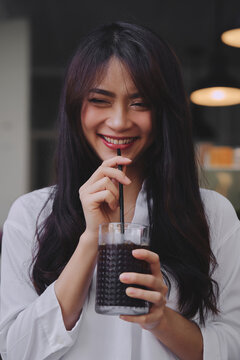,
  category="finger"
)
[86,190,117,211]
[79,156,132,195]
[111,178,118,188]
[120,272,168,297]
[120,314,146,324]
[88,176,119,201]
[126,287,166,305]
[120,308,164,329]
[102,156,132,168]
[87,166,131,186]
[119,273,159,290]
[132,249,161,277]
